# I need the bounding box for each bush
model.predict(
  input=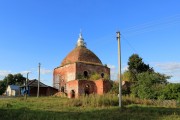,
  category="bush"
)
[161,83,180,100]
